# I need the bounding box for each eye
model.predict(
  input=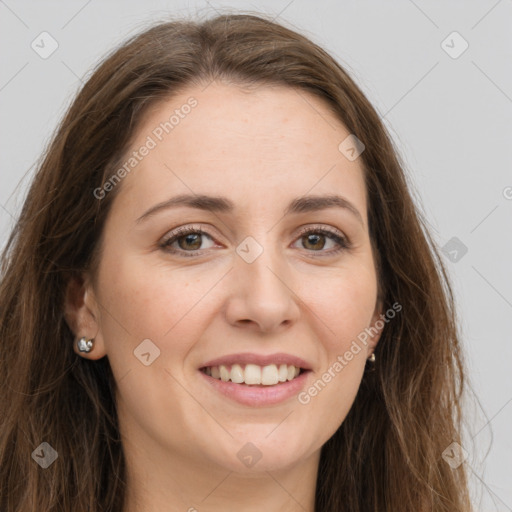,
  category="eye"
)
[159,225,217,257]
[159,224,351,258]
[292,226,351,256]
